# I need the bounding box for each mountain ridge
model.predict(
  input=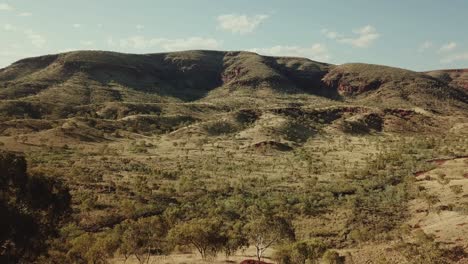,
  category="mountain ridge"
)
[0,50,467,117]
